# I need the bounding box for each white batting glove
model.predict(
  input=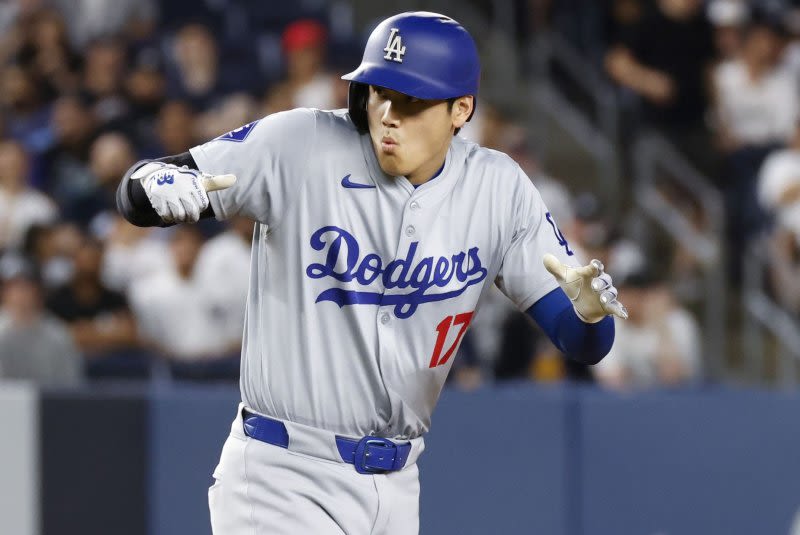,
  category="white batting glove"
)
[543,253,628,323]
[132,162,237,223]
